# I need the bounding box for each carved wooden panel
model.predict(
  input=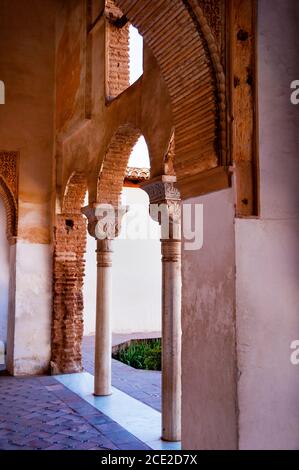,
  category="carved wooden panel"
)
[229,0,258,216]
